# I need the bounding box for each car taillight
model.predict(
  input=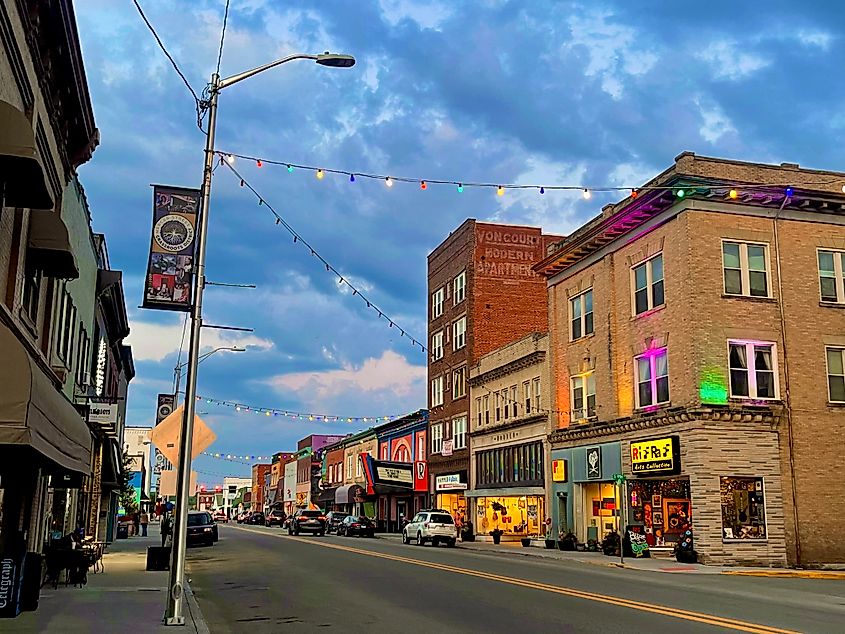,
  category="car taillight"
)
[317,516,326,521]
